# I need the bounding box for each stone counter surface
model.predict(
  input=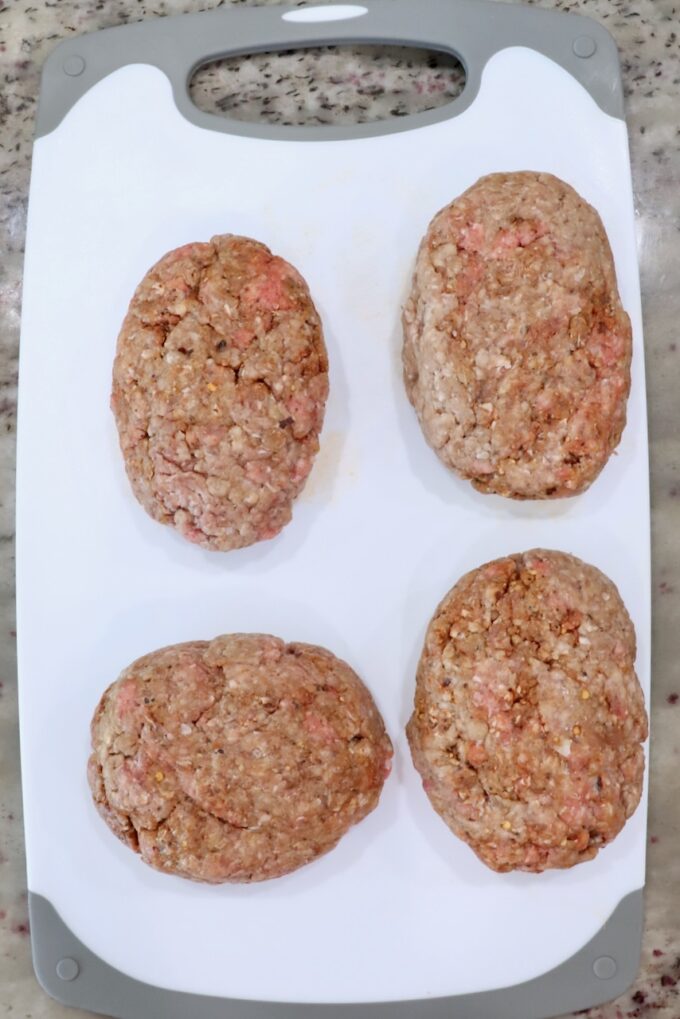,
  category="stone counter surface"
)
[0,1,678,1016]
